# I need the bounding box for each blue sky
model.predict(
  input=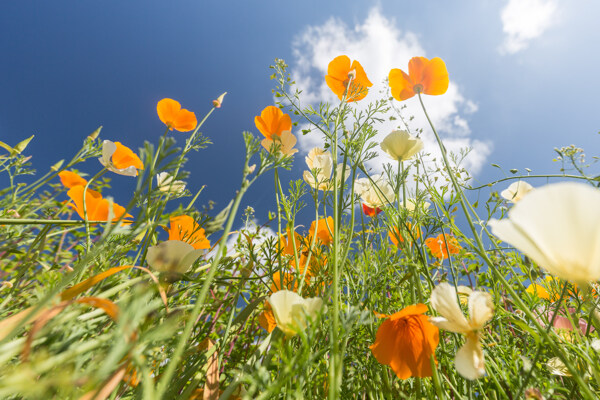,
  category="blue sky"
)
[1,1,599,231]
